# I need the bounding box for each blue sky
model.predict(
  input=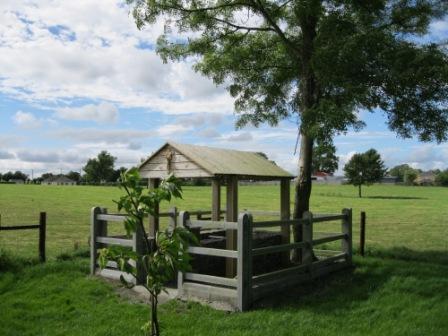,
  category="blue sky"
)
[0,1,447,177]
